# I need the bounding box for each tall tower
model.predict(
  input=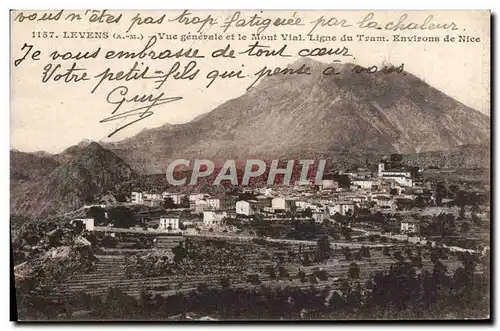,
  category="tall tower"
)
[378,162,385,177]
